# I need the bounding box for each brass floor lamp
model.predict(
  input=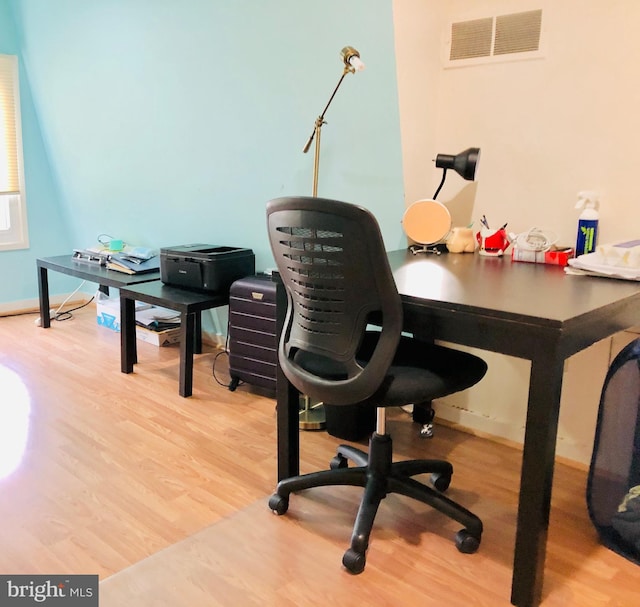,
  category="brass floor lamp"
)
[298,46,365,430]
[303,46,365,196]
